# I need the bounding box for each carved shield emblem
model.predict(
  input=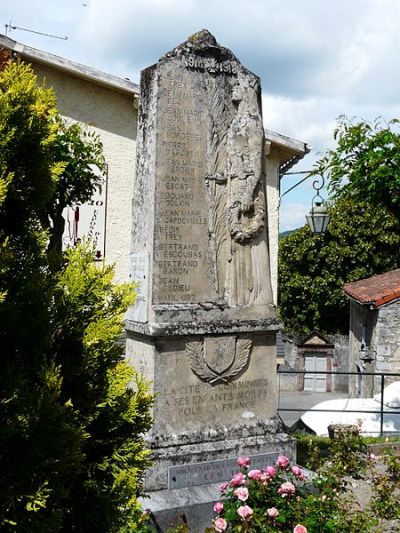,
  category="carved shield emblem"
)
[186,335,252,384]
[204,336,236,375]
